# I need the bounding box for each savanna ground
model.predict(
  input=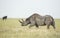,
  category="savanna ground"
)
[0,18,60,38]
